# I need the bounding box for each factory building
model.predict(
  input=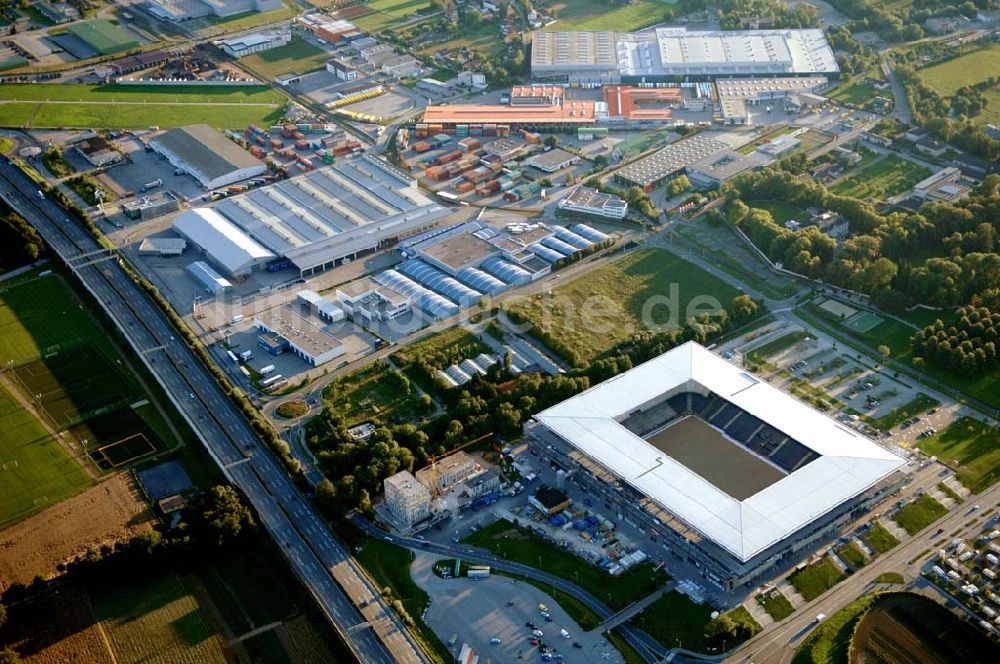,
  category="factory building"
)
[557,187,627,220]
[172,208,275,277]
[531,28,839,84]
[213,156,453,277]
[336,277,412,322]
[614,133,729,191]
[147,0,282,22]
[217,30,291,58]
[525,342,907,590]
[254,309,345,367]
[150,124,266,190]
